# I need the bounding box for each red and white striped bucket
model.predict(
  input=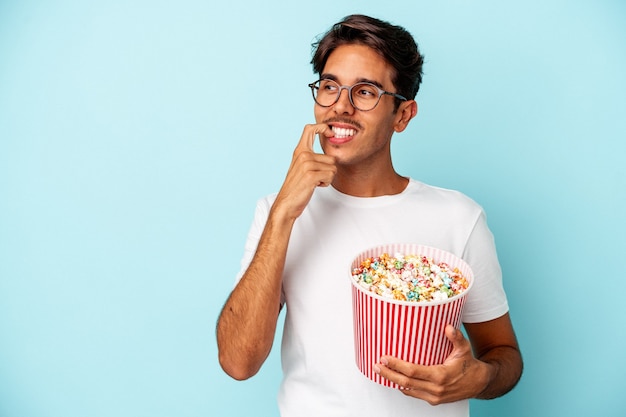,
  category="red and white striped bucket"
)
[349,243,474,388]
